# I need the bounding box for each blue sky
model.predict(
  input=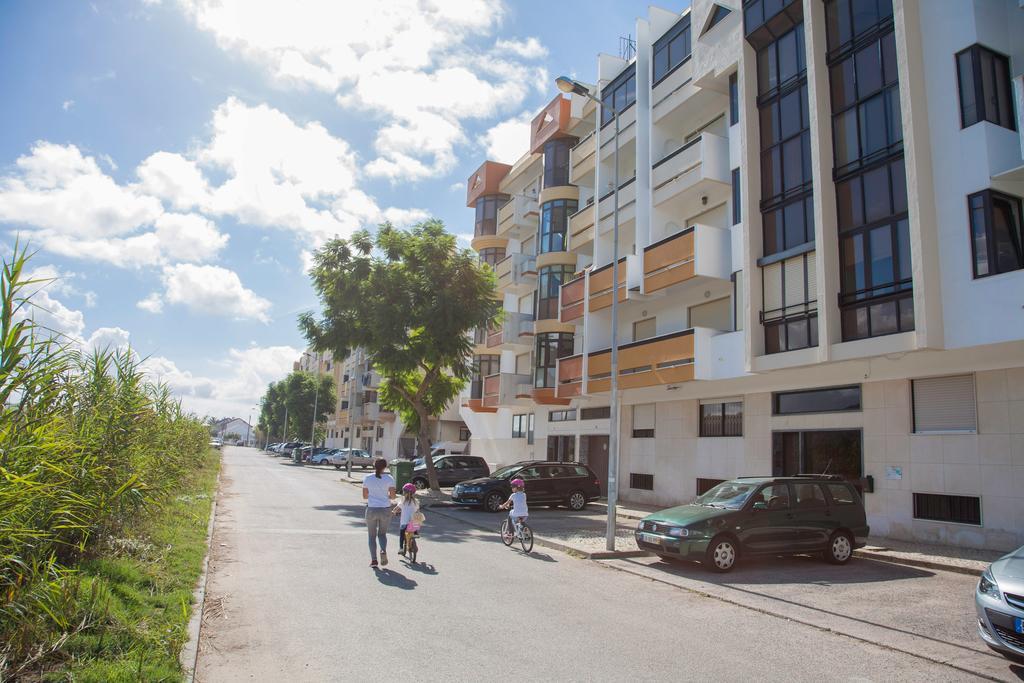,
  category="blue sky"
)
[0,0,686,418]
